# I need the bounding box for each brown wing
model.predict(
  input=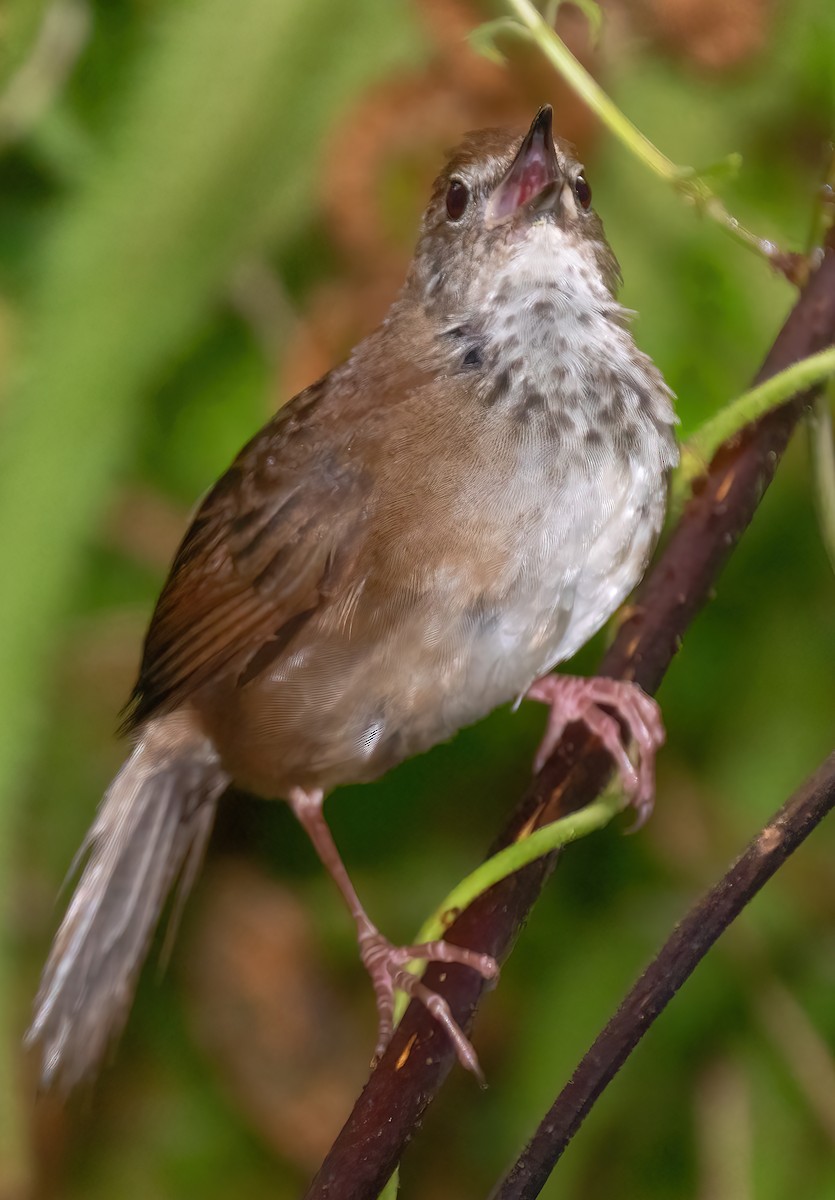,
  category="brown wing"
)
[124,383,370,731]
